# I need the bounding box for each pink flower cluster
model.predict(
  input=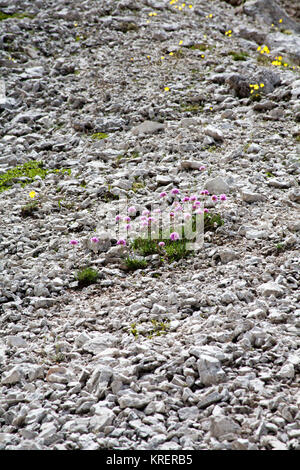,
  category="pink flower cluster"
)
[112,187,228,246]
